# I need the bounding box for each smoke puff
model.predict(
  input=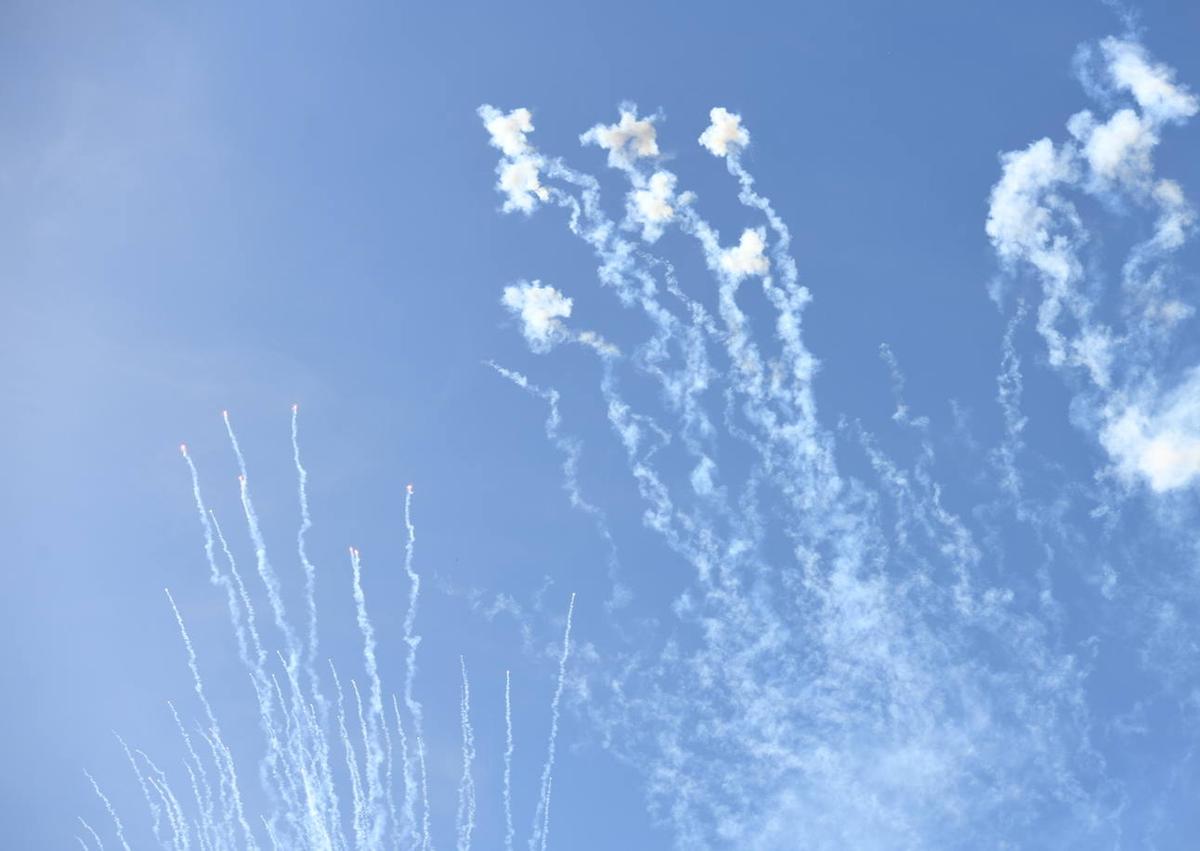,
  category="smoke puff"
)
[502,281,573,352]
[699,107,749,157]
